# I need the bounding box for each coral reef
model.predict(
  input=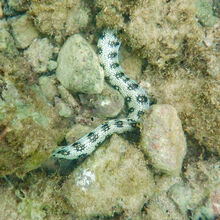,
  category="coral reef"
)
[0,0,219,219]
